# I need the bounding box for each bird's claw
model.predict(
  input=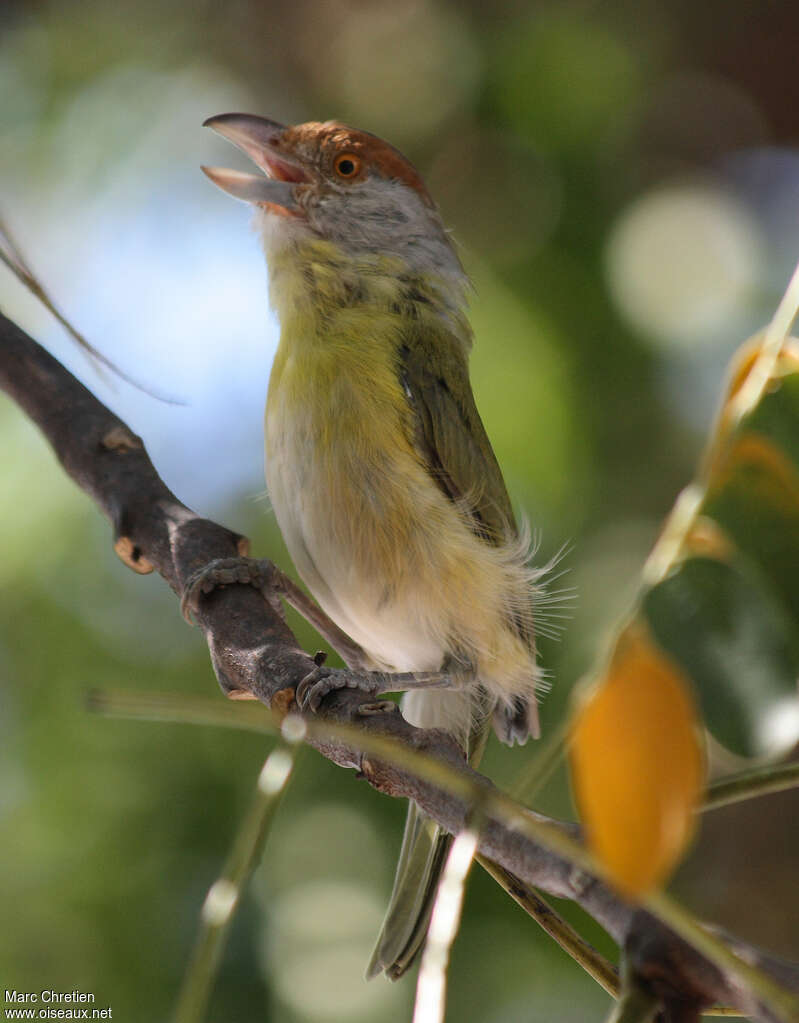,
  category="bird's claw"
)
[295,667,381,713]
[180,556,280,624]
